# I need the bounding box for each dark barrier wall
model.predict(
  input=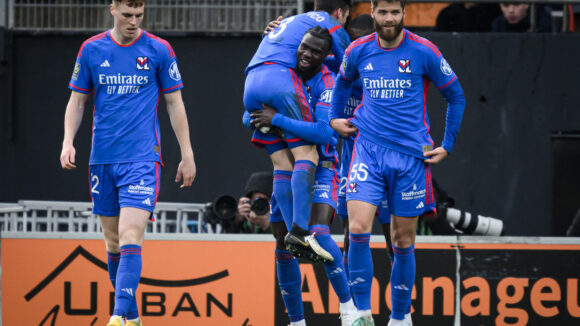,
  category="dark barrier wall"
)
[1,32,579,236]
